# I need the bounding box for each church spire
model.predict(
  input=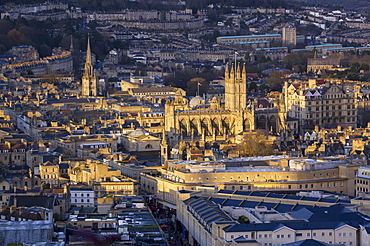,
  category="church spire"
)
[81,35,97,97]
[84,36,94,78]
